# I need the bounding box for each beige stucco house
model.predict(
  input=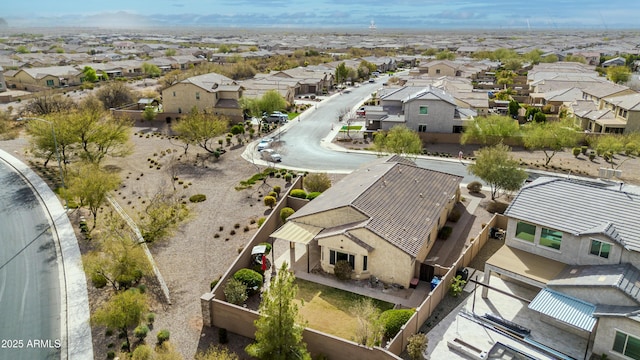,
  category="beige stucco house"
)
[483,178,640,359]
[0,66,6,93]
[5,65,82,89]
[162,72,244,122]
[270,156,462,289]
